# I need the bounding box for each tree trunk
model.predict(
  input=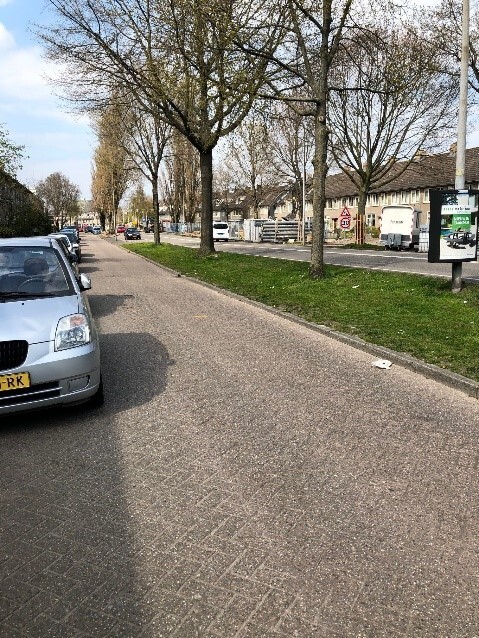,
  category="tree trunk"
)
[309,102,328,278]
[199,148,215,255]
[355,189,367,244]
[152,176,160,245]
